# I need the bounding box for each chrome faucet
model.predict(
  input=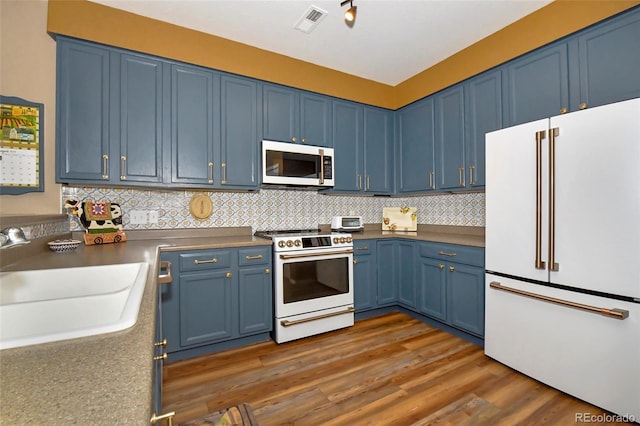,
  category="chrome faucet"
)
[0,227,31,249]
